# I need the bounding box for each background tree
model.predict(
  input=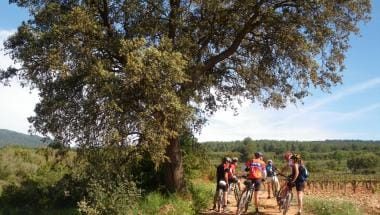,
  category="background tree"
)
[347,153,379,174]
[1,0,371,192]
